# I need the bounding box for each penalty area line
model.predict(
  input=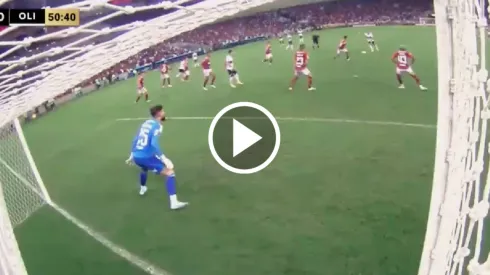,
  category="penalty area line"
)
[115,116,435,129]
